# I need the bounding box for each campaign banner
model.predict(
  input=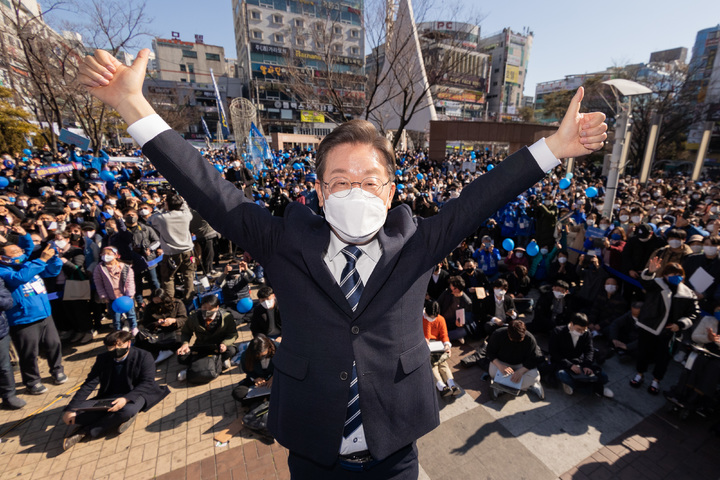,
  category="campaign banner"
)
[107,157,142,165]
[58,129,91,151]
[35,163,82,177]
[300,111,325,123]
[140,177,168,185]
